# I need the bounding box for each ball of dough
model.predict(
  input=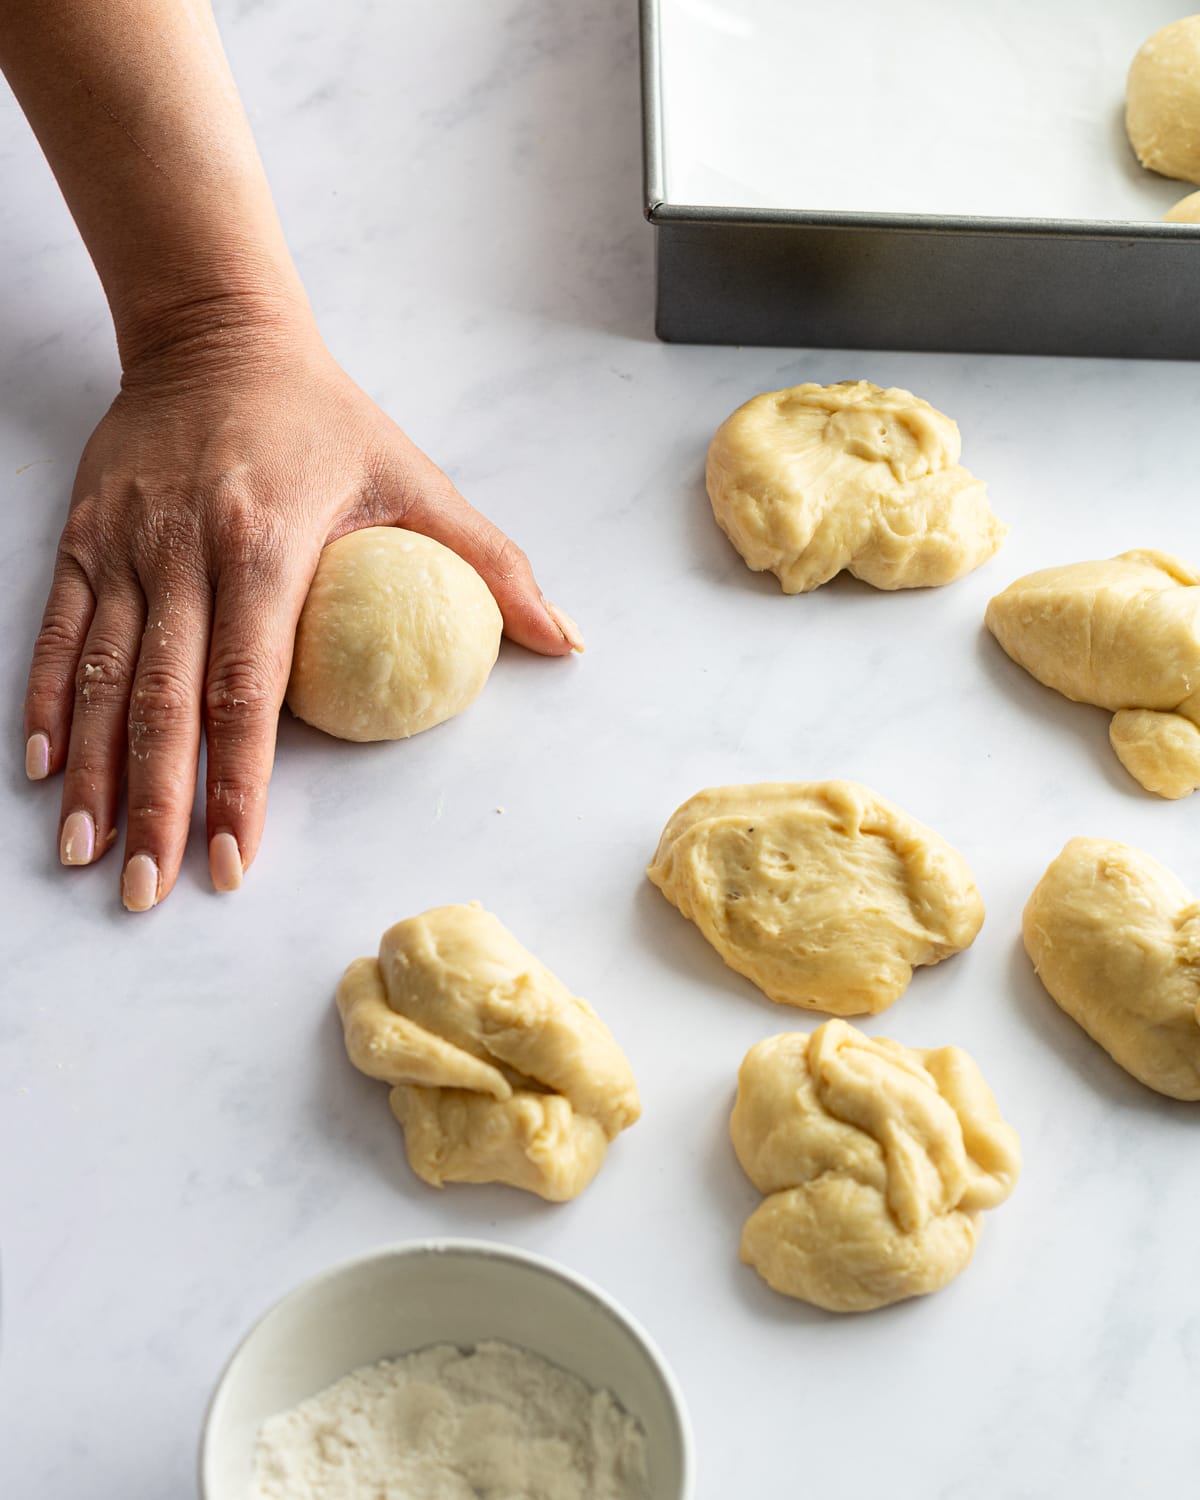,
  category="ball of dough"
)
[1127,17,1200,184]
[335,903,641,1201]
[705,380,1005,594]
[730,1021,1021,1312]
[647,781,984,1015]
[1023,838,1200,1101]
[286,527,502,742]
[1165,187,1200,221]
[986,550,1200,799]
